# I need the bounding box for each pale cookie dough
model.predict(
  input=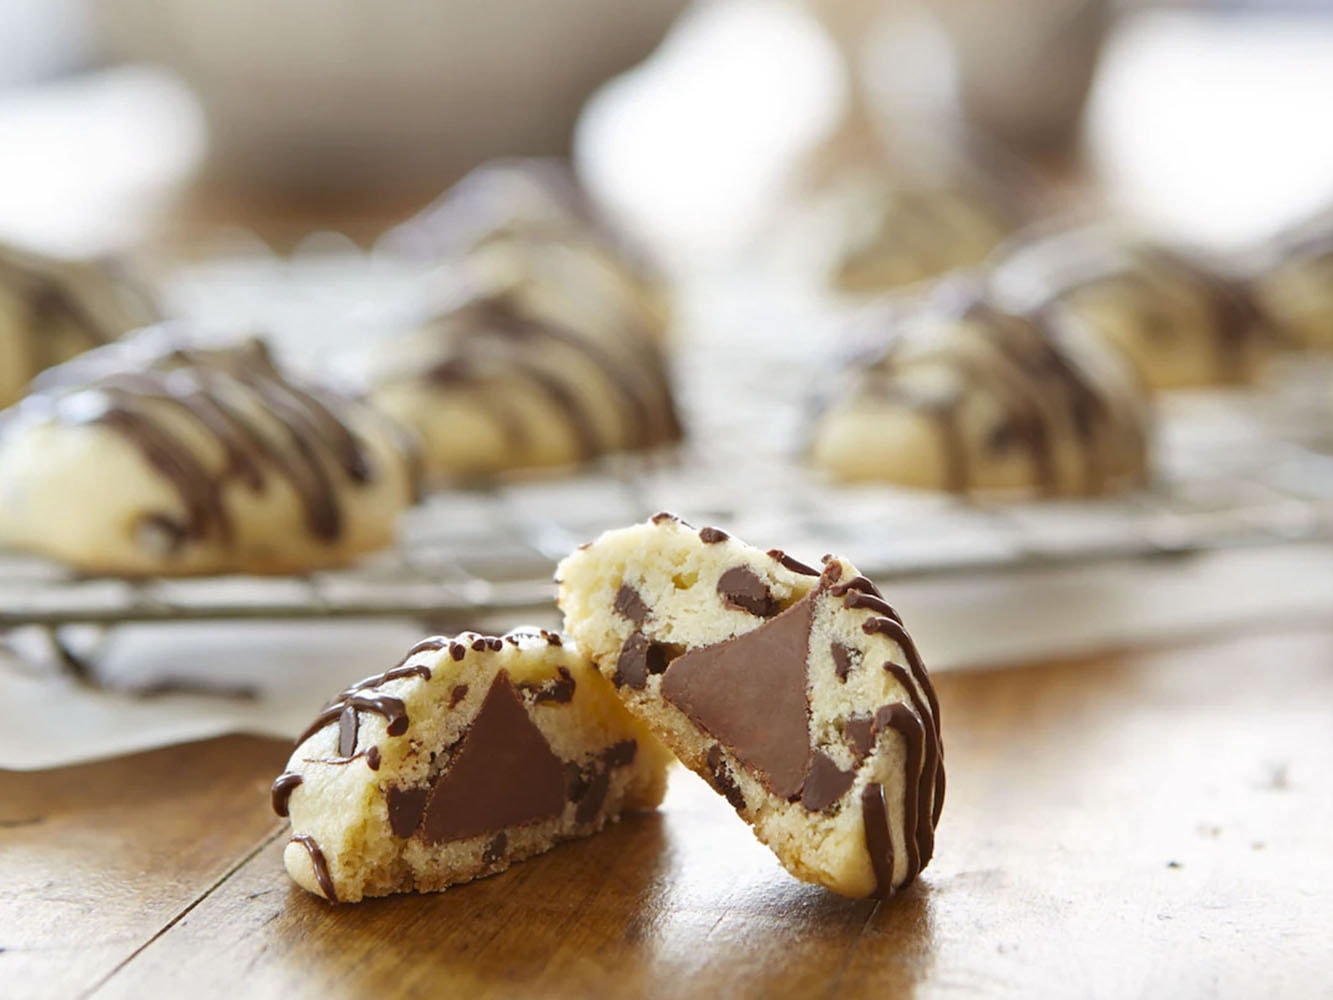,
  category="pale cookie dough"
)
[0,240,158,408]
[809,282,1150,496]
[274,628,672,903]
[0,328,420,575]
[366,283,680,482]
[556,514,944,899]
[994,230,1274,390]
[1252,204,1333,352]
